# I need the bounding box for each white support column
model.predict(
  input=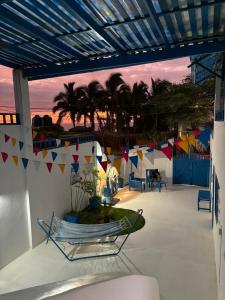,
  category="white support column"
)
[13,68,33,248]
